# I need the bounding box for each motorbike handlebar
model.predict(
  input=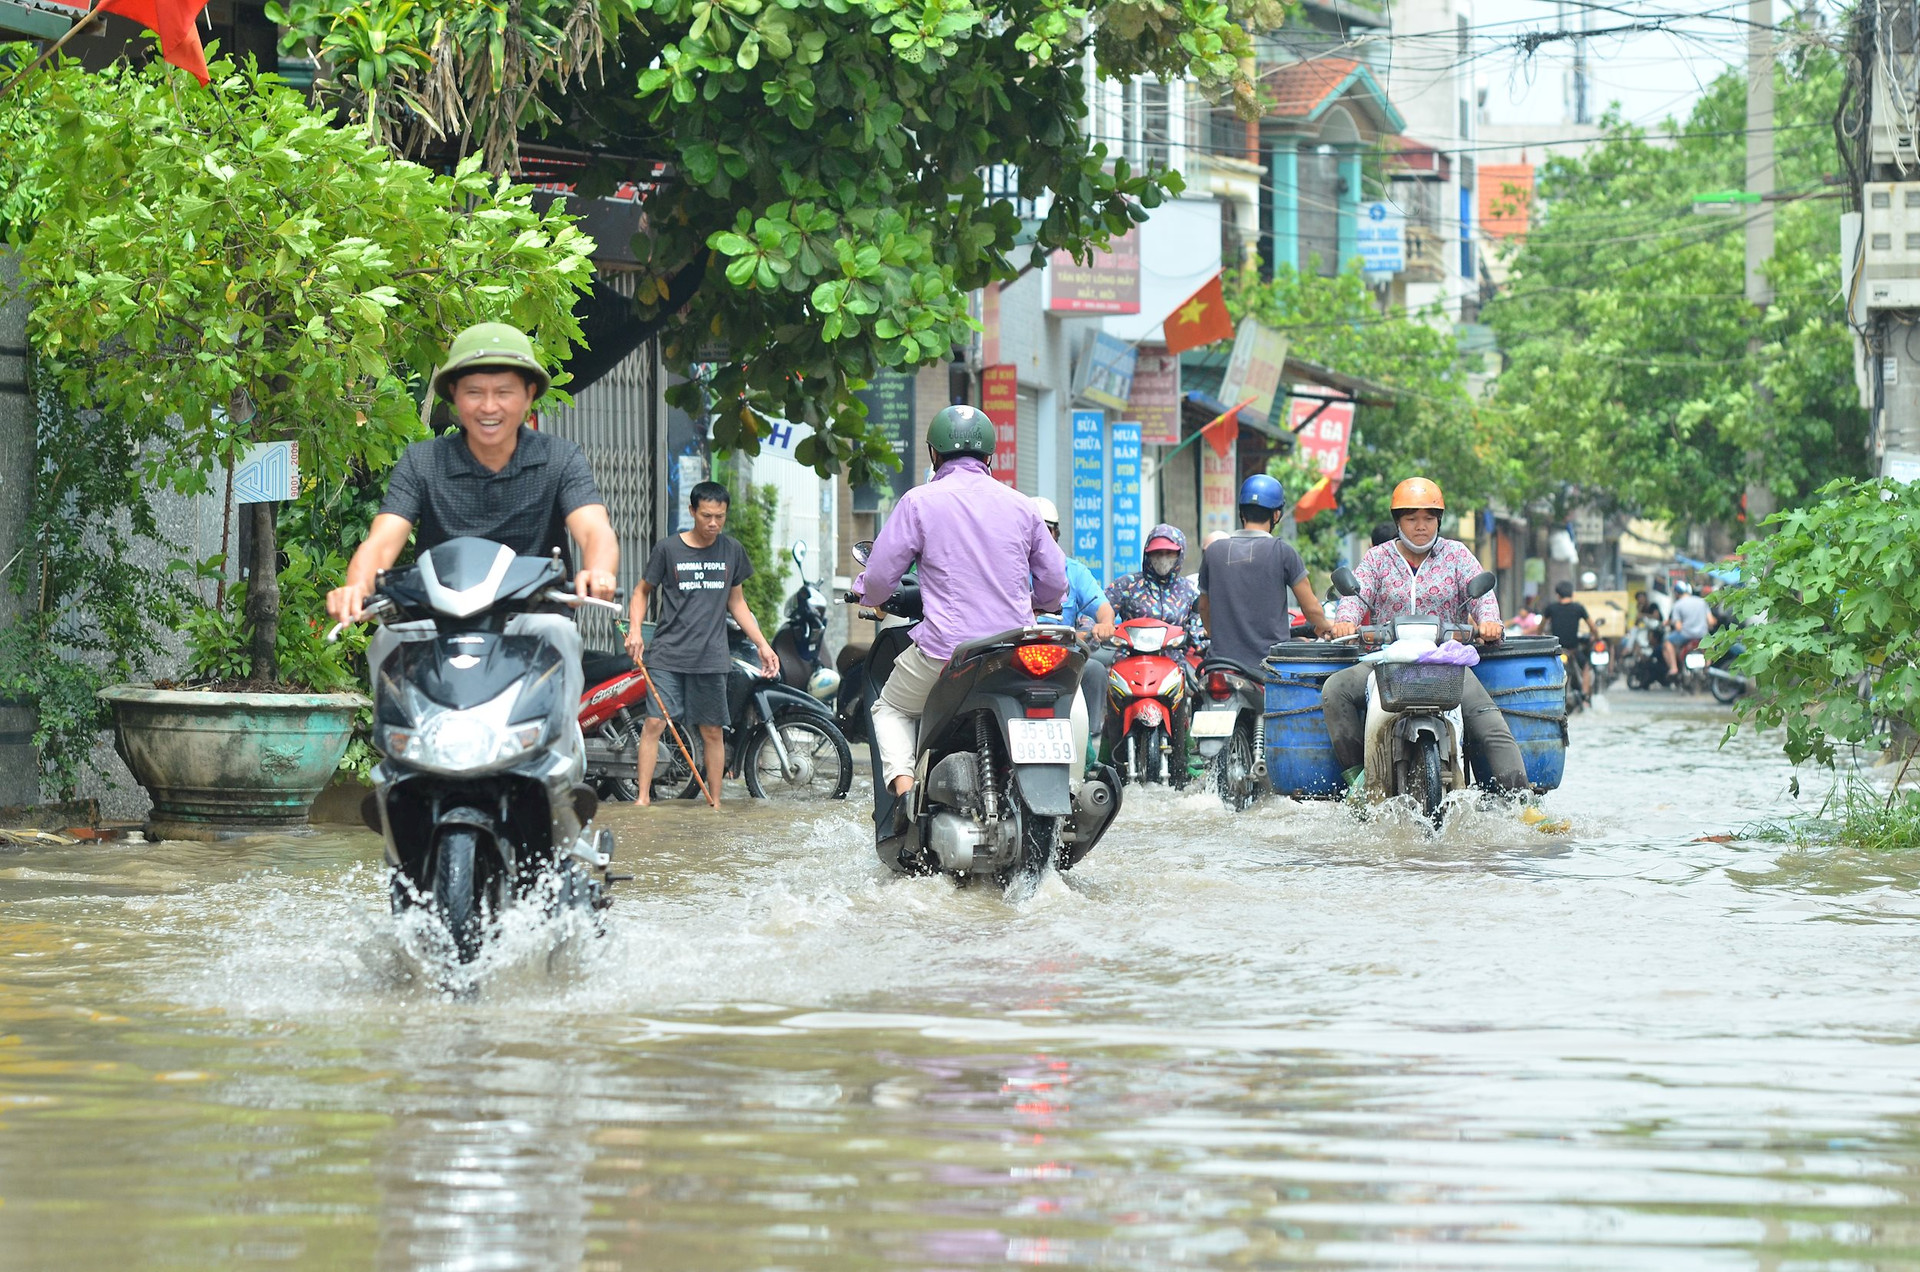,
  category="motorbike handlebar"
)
[540,588,624,612]
[325,596,395,643]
